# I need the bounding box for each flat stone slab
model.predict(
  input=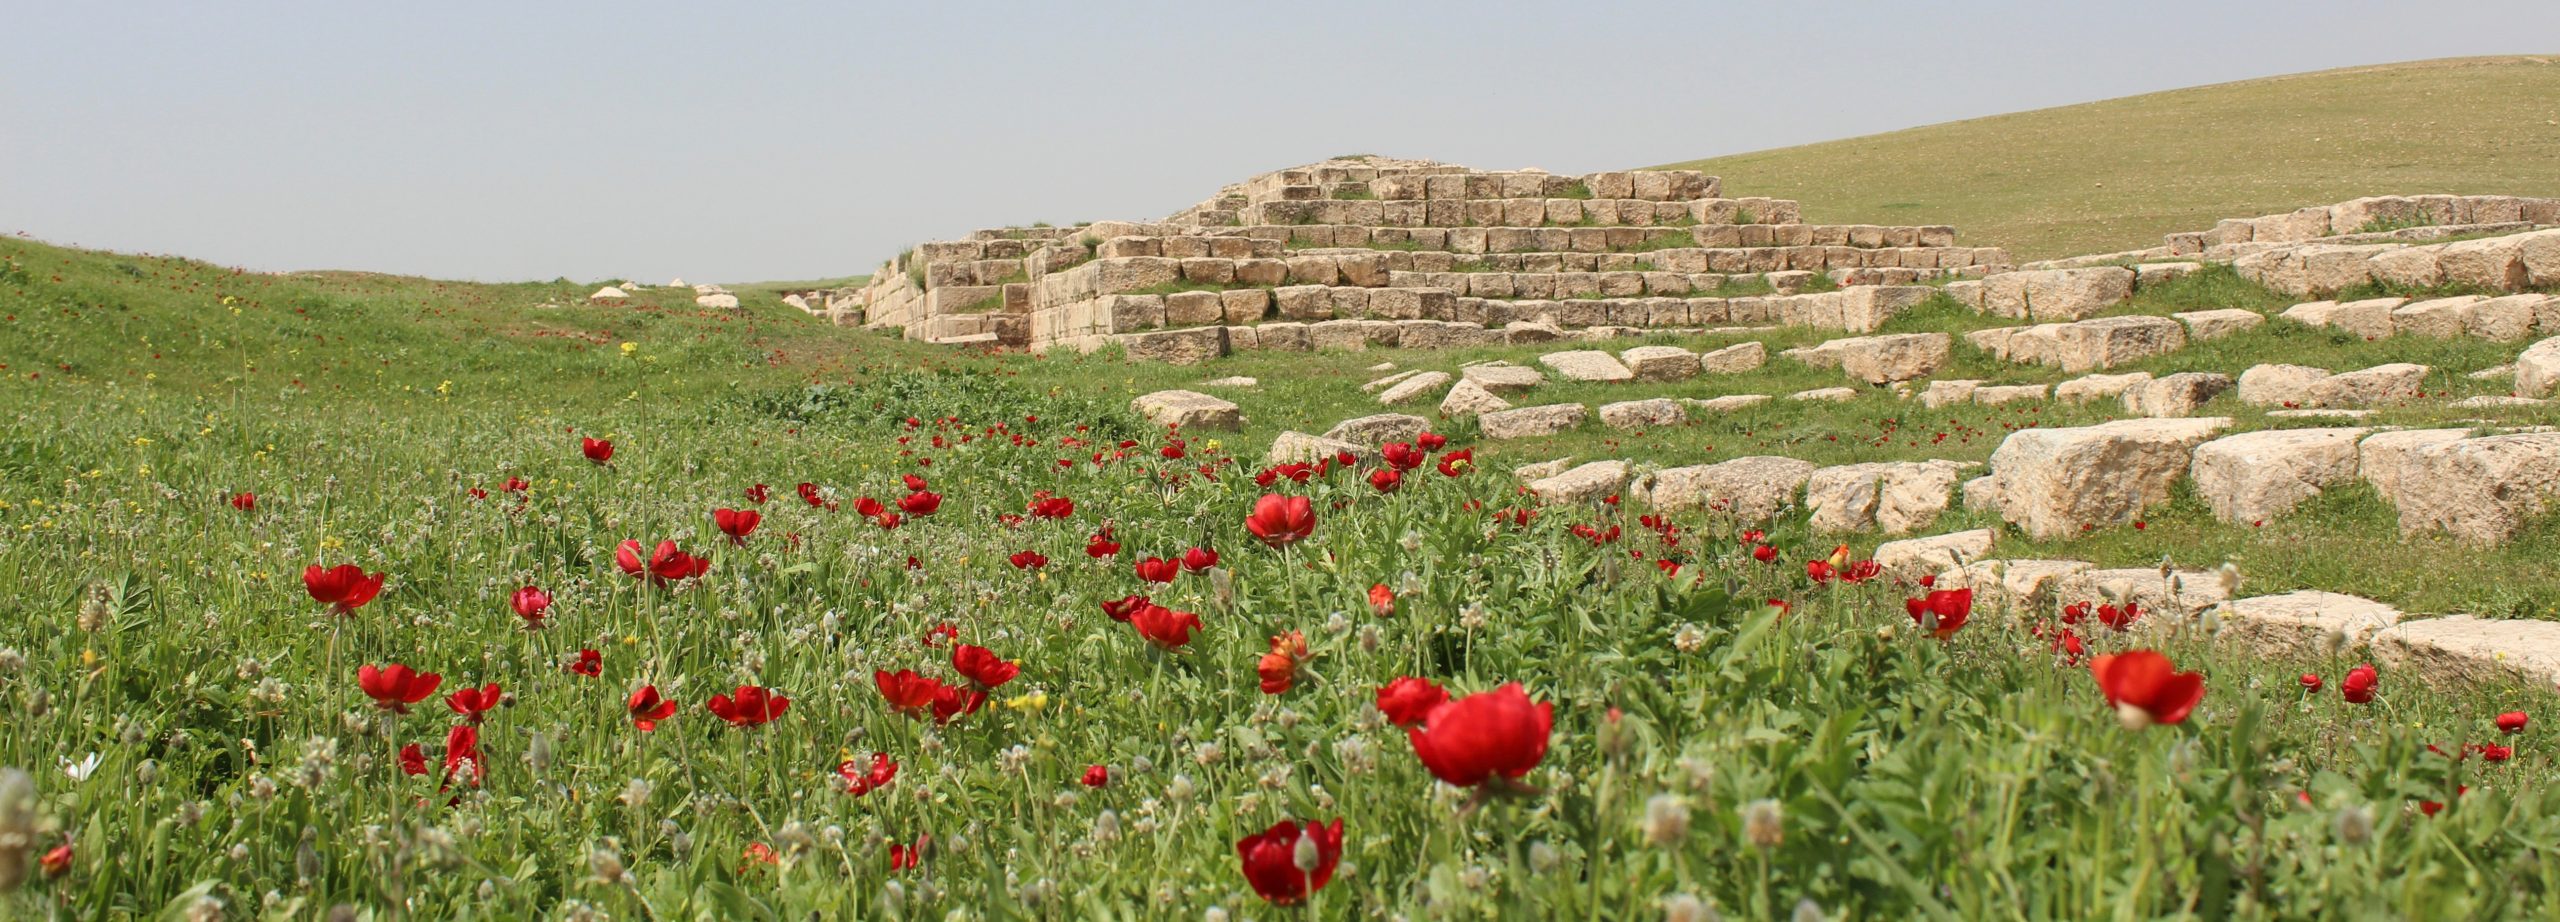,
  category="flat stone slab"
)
[1987,417,2232,539]
[1684,395,1771,413]
[1528,460,1630,504]
[1872,529,1998,579]
[1462,364,1546,394]
[1439,379,1512,418]
[1598,398,1687,430]
[1619,346,1700,382]
[1699,342,1767,374]
[1131,390,1243,431]
[1263,431,1367,466]
[1361,370,1422,393]
[1787,333,1950,384]
[2391,432,2560,544]
[2189,427,2367,523]
[1479,403,1587,440]
[1804,460,1969,534]
[1934,559,2095,611]
[1789,387,1860,402]
[2054,372,2151,404]
[1376,372,1452,406]
[1201,376,1259,388]
[2213,591,2404,654]
[1321,413,1430,447]
[2052,567,2235,622]
[2174,308,2265,341]
[1537,350,1636,382]
[1512,458,1572,480]
[2375,615,2560,690]
[1630,456,1816,519]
